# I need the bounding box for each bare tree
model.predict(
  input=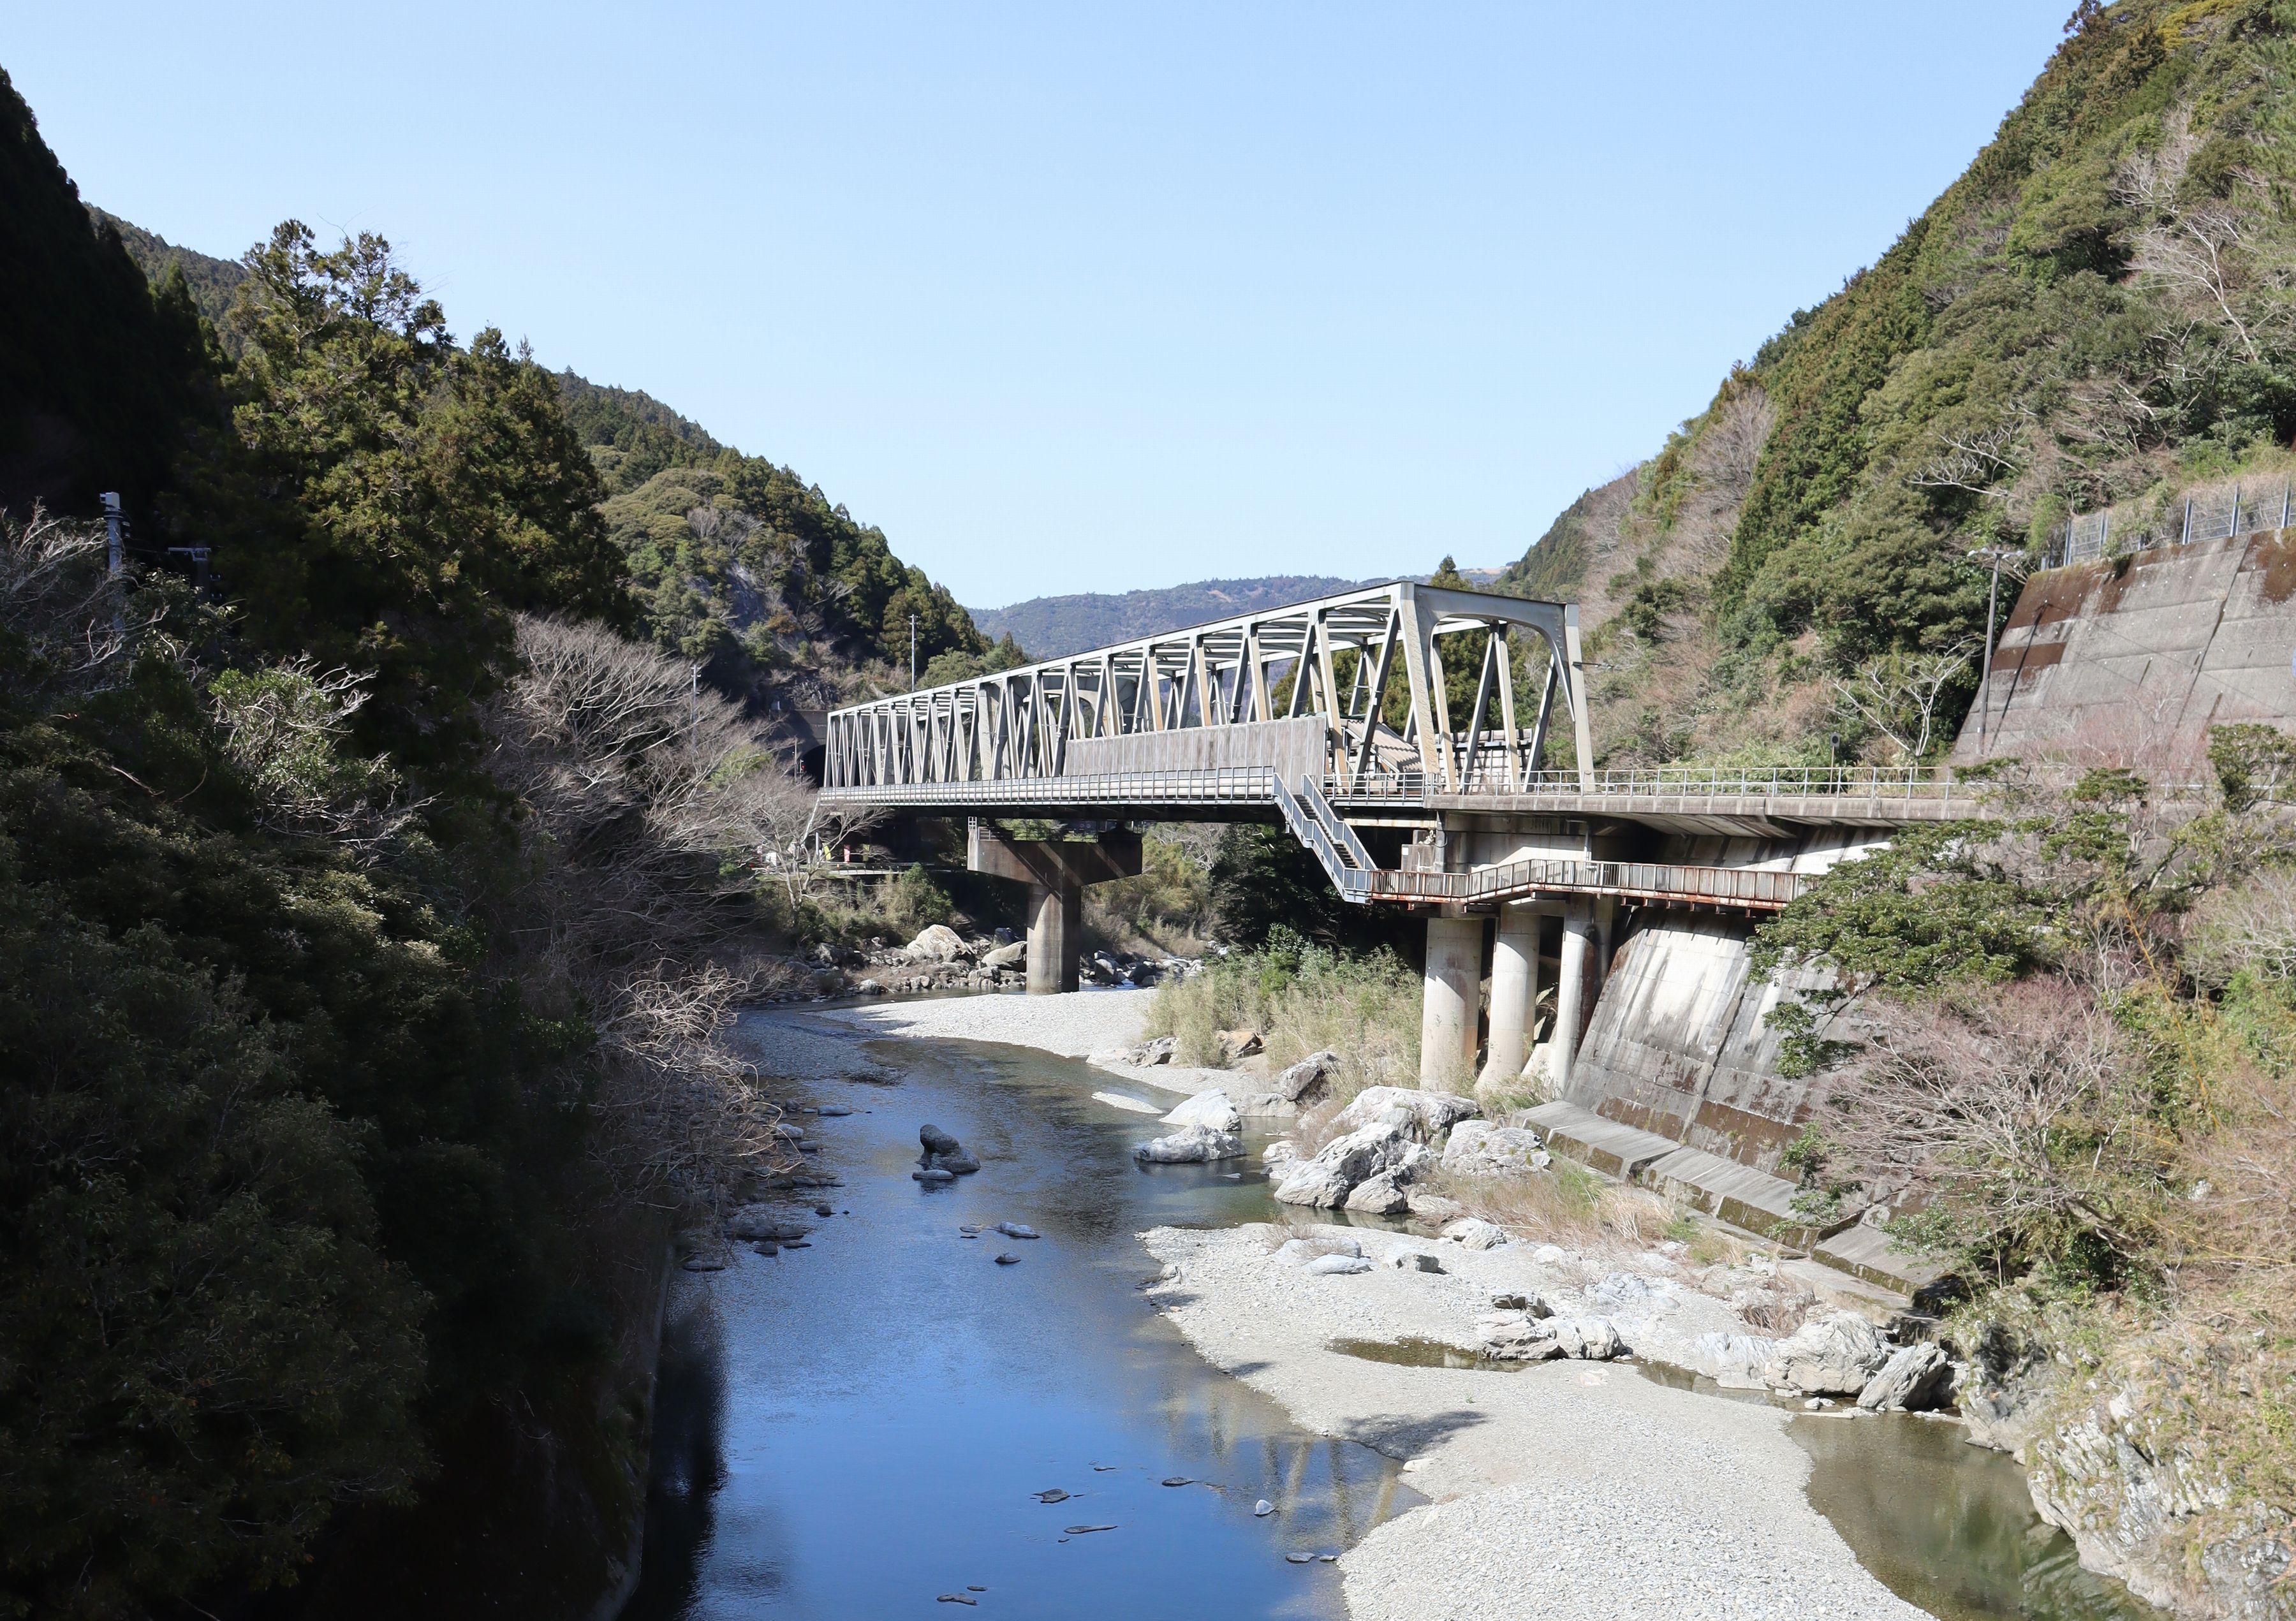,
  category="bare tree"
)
[1910,423,2029,504]
[206,658,429,856]
[2118,124,2265,363]
[483,615,848,1201]
[1825,978,2170,1261]
[1830,643,1976,761]
[0,508,138,703]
